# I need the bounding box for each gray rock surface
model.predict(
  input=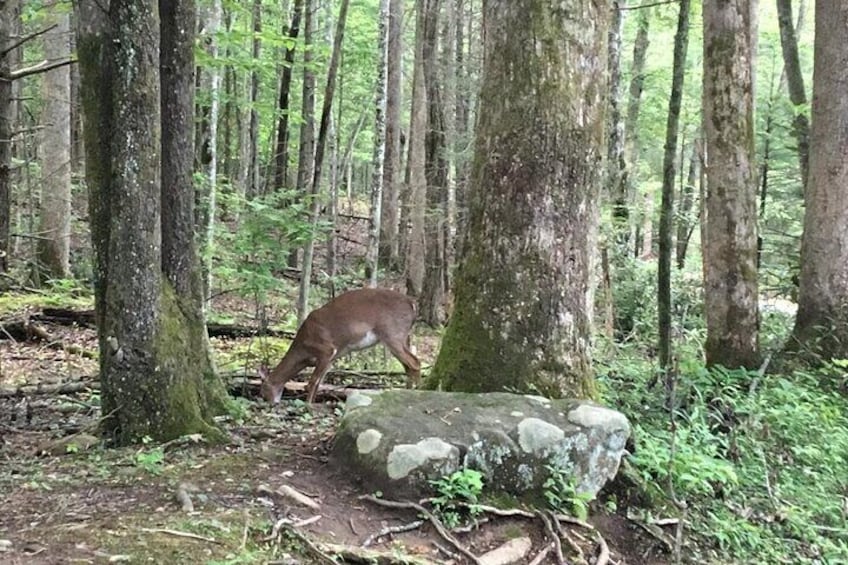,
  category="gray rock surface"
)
[330,390,630,501]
